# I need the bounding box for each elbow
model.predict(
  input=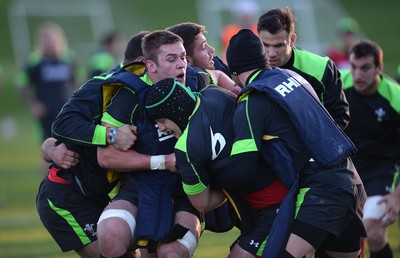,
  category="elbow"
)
[97,149,110,168]
[195,204,212,214]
